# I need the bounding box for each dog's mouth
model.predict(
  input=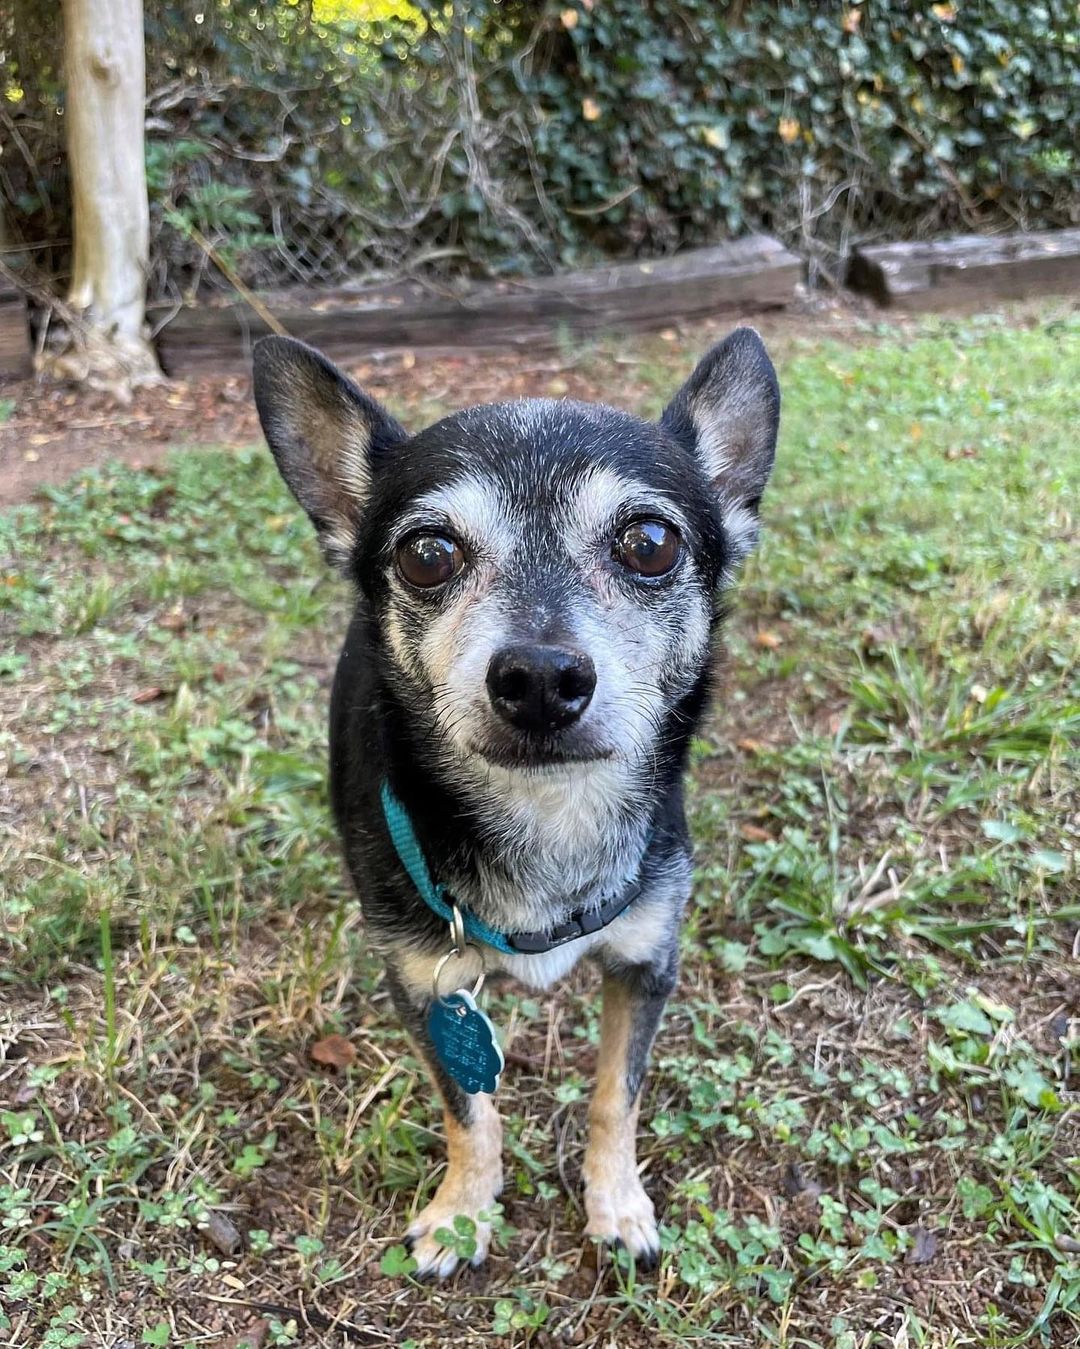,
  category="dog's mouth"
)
[465,738,614,772]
